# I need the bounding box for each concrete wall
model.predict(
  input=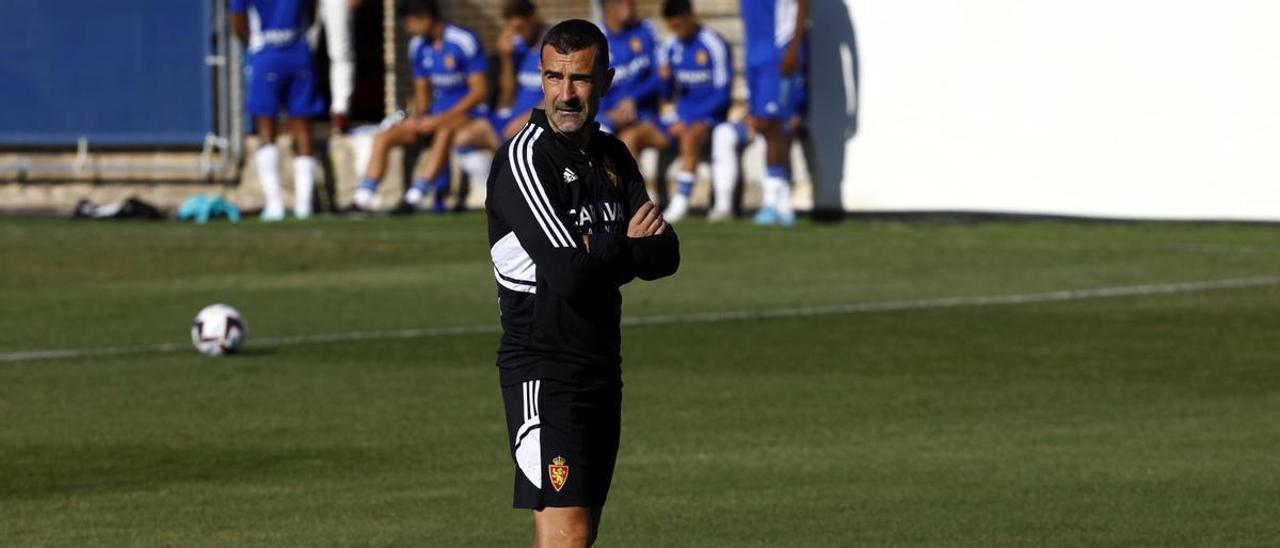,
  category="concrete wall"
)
[822,0,1280,221]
